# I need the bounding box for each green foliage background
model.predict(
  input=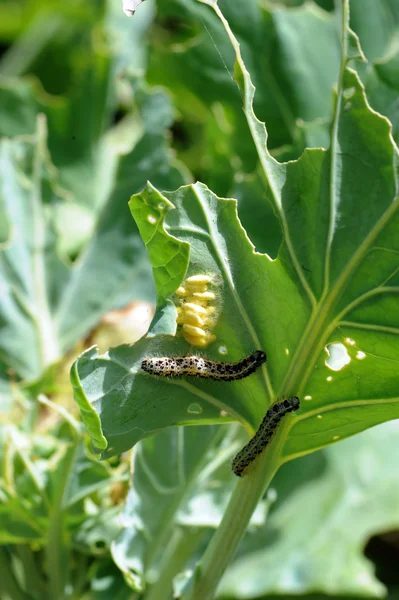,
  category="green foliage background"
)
[0,0,399,599]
